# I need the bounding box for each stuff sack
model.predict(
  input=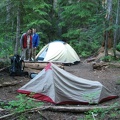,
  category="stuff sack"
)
[30,73,38,79]
[9,54,25,76]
